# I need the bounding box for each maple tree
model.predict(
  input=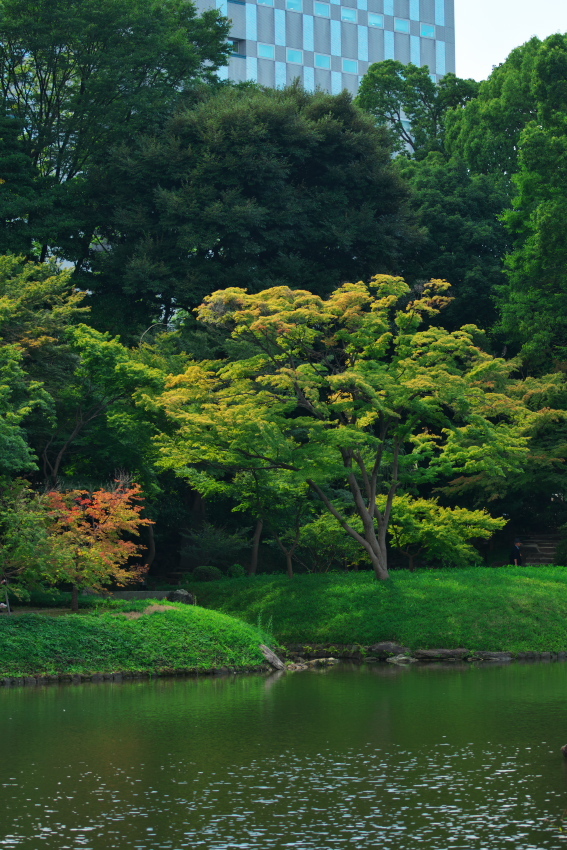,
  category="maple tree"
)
[386,495,505,571]
[45,482,151,610]
[155,275,548,580]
